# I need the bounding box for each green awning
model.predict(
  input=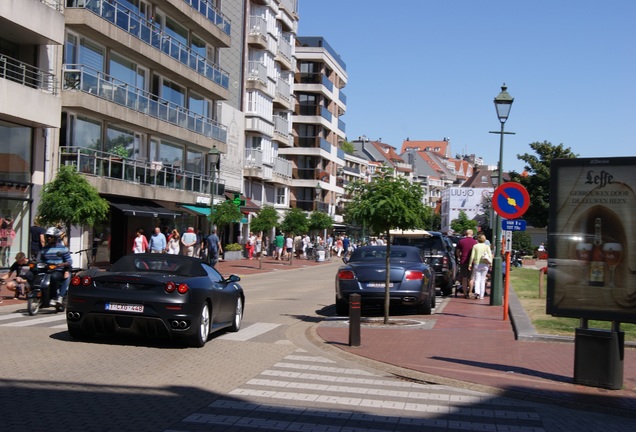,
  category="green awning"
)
[180,204,211,216]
